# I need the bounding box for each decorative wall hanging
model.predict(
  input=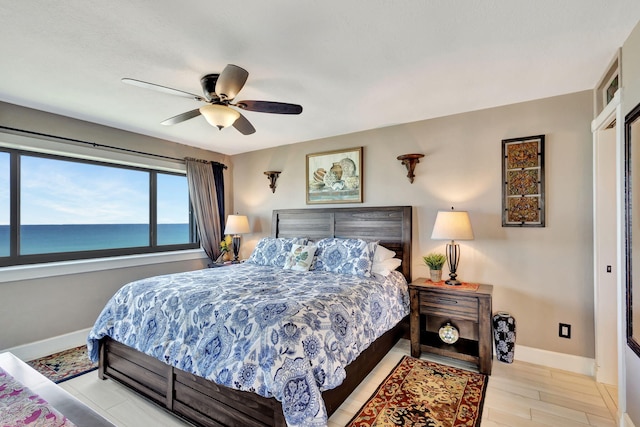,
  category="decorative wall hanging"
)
[306,147,363,204]
[397,153,424,183]
[263,171,281,193]
[502,135,545,227]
